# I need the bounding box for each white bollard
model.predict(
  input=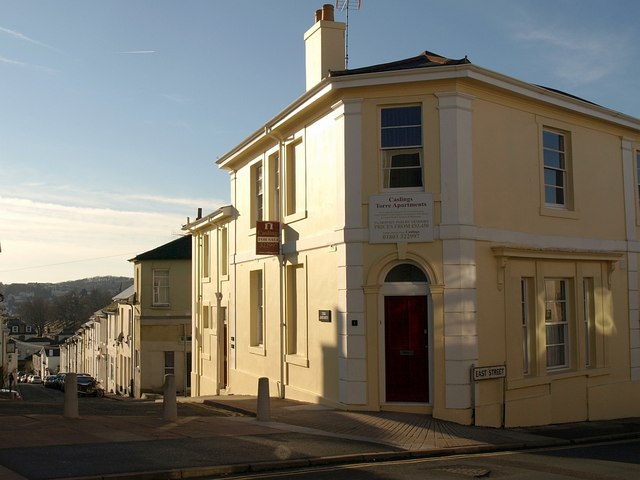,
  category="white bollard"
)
[256,377,271,422]
[63,373,79,419]
[163,374,177,422]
